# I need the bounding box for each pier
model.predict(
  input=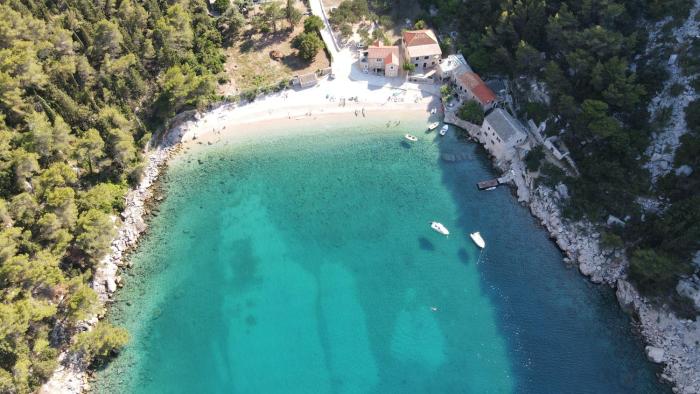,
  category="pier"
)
[477,178,500,190]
